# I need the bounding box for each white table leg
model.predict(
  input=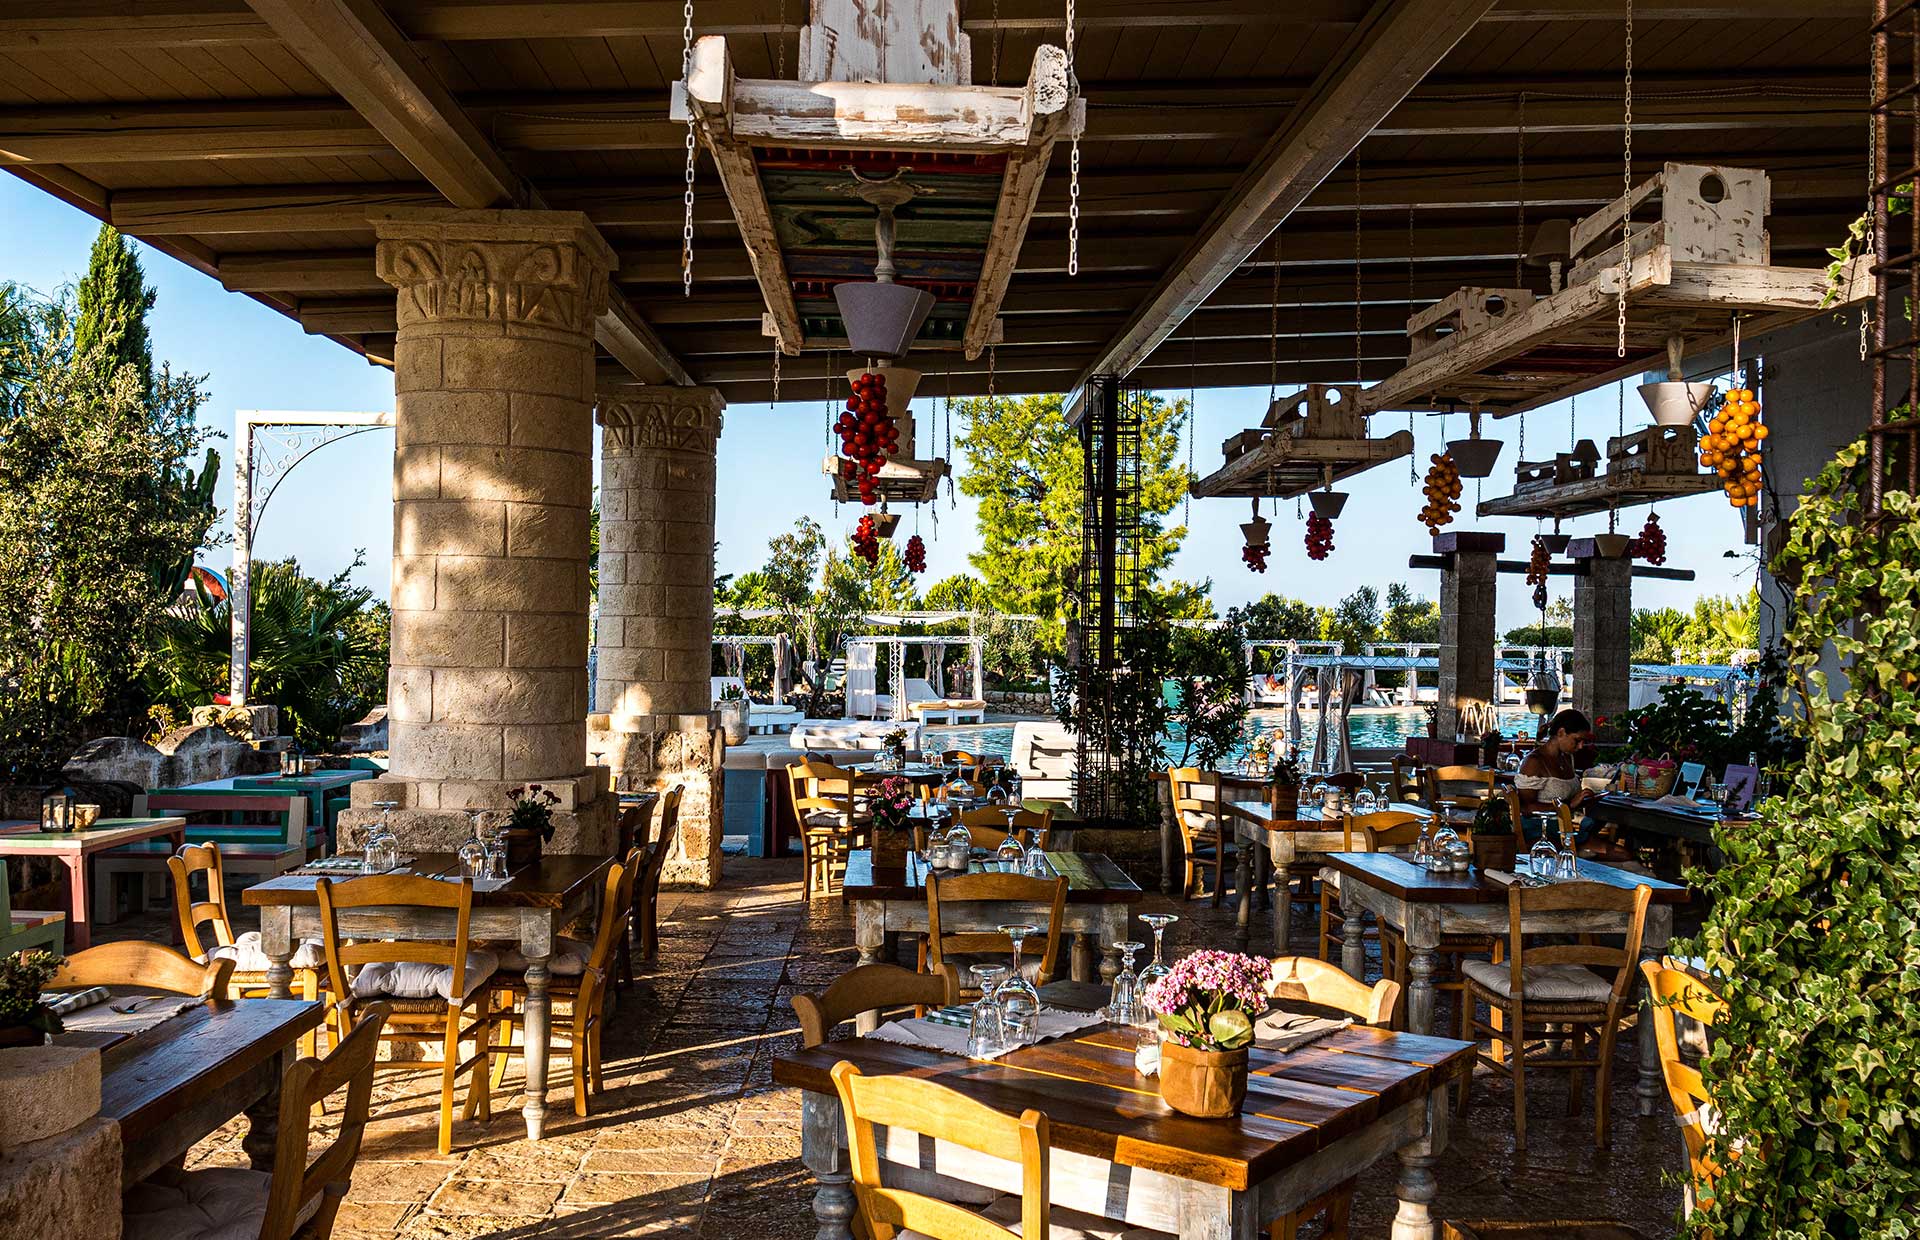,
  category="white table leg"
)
[854,901,888,1033]
[1269,837,1293,954]
[801,1091,856,1240]
[1341,905,1367,980]
[1173,1178,1261,1240]
[259,906,295,1000]
[1637,904,1675,1117]
[1234,835,1254,932]
[1098,904,1127,983]
[1390,1091,1450,1240]
[519,911,554,1141]
[1403,908,1443,1037]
